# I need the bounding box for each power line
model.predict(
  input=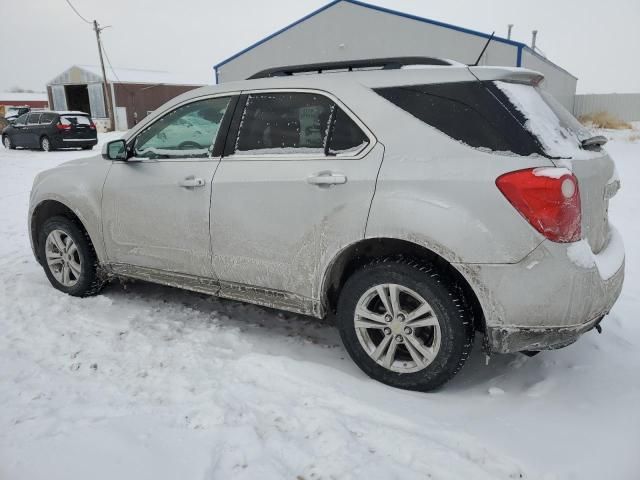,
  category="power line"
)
[100,39,134,94]
[64,0,91,24]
